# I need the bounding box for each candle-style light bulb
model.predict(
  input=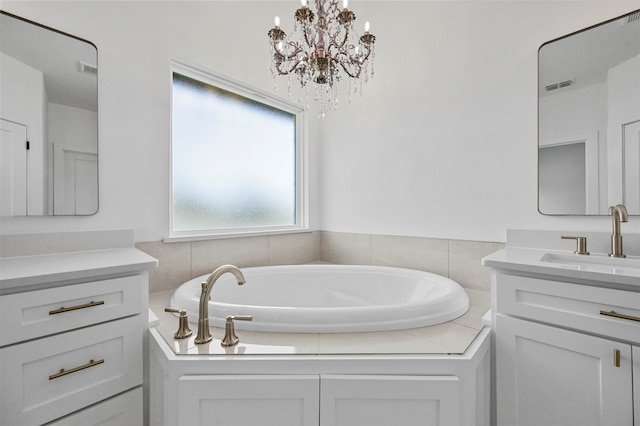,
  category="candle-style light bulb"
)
[343,0,349,9]
[300,0,308,6]
[364,21,370,32]
[274,16,280,27]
